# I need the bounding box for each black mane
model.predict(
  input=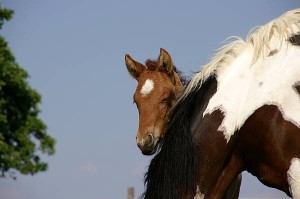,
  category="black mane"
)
[141,76,216,199]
